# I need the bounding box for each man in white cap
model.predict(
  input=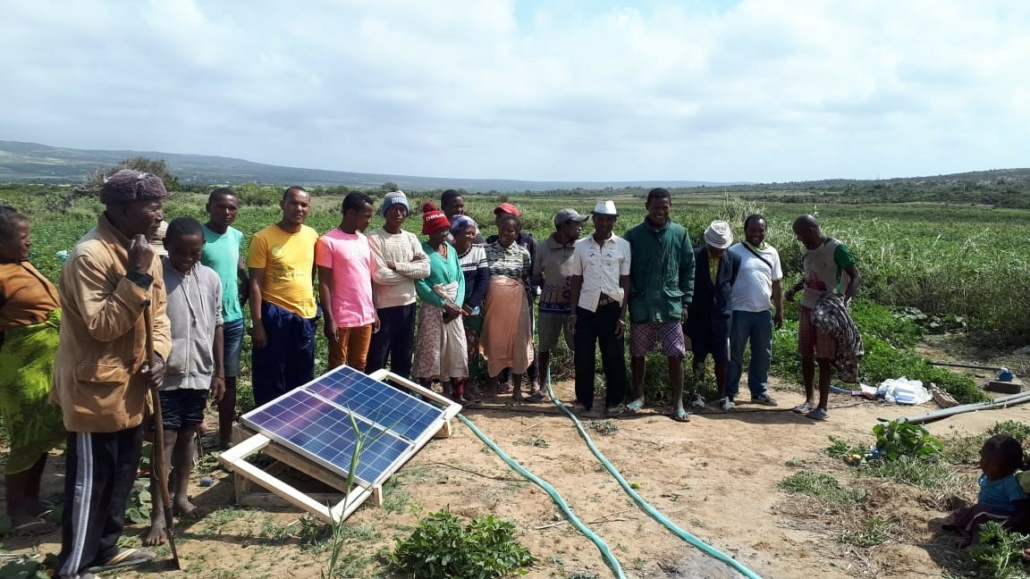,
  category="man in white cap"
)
[567,201,631,414]
[529,208,589,401]
[684,220,740,412]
